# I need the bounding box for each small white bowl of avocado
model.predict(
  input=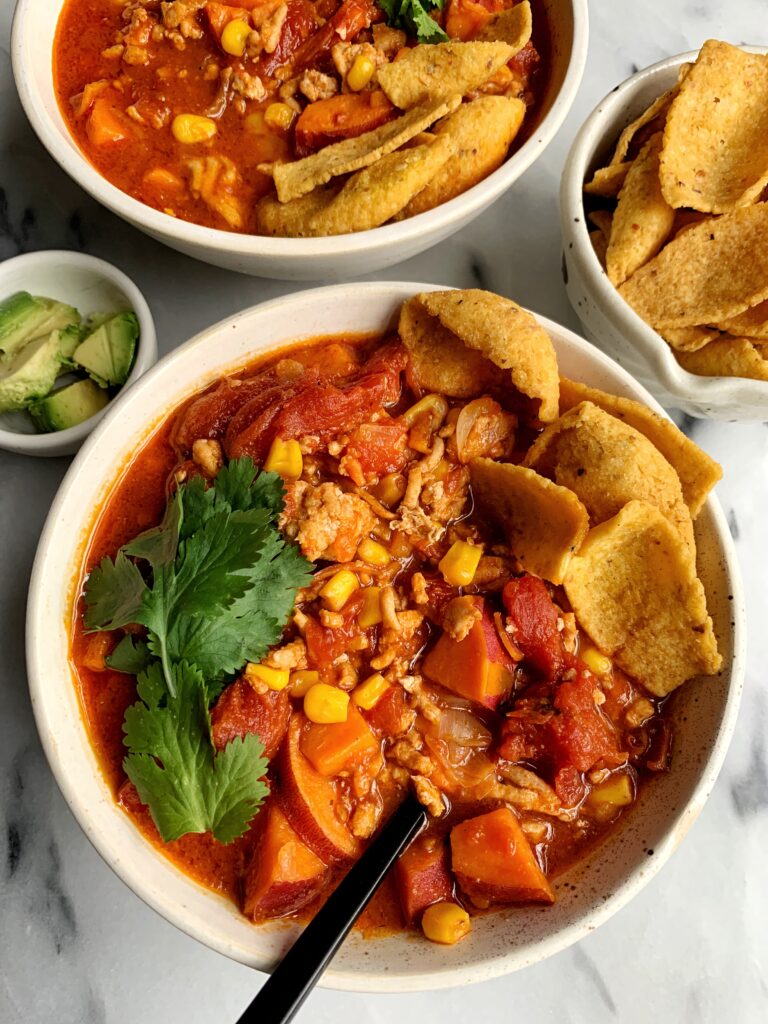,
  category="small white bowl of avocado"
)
[0,250,157,456]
